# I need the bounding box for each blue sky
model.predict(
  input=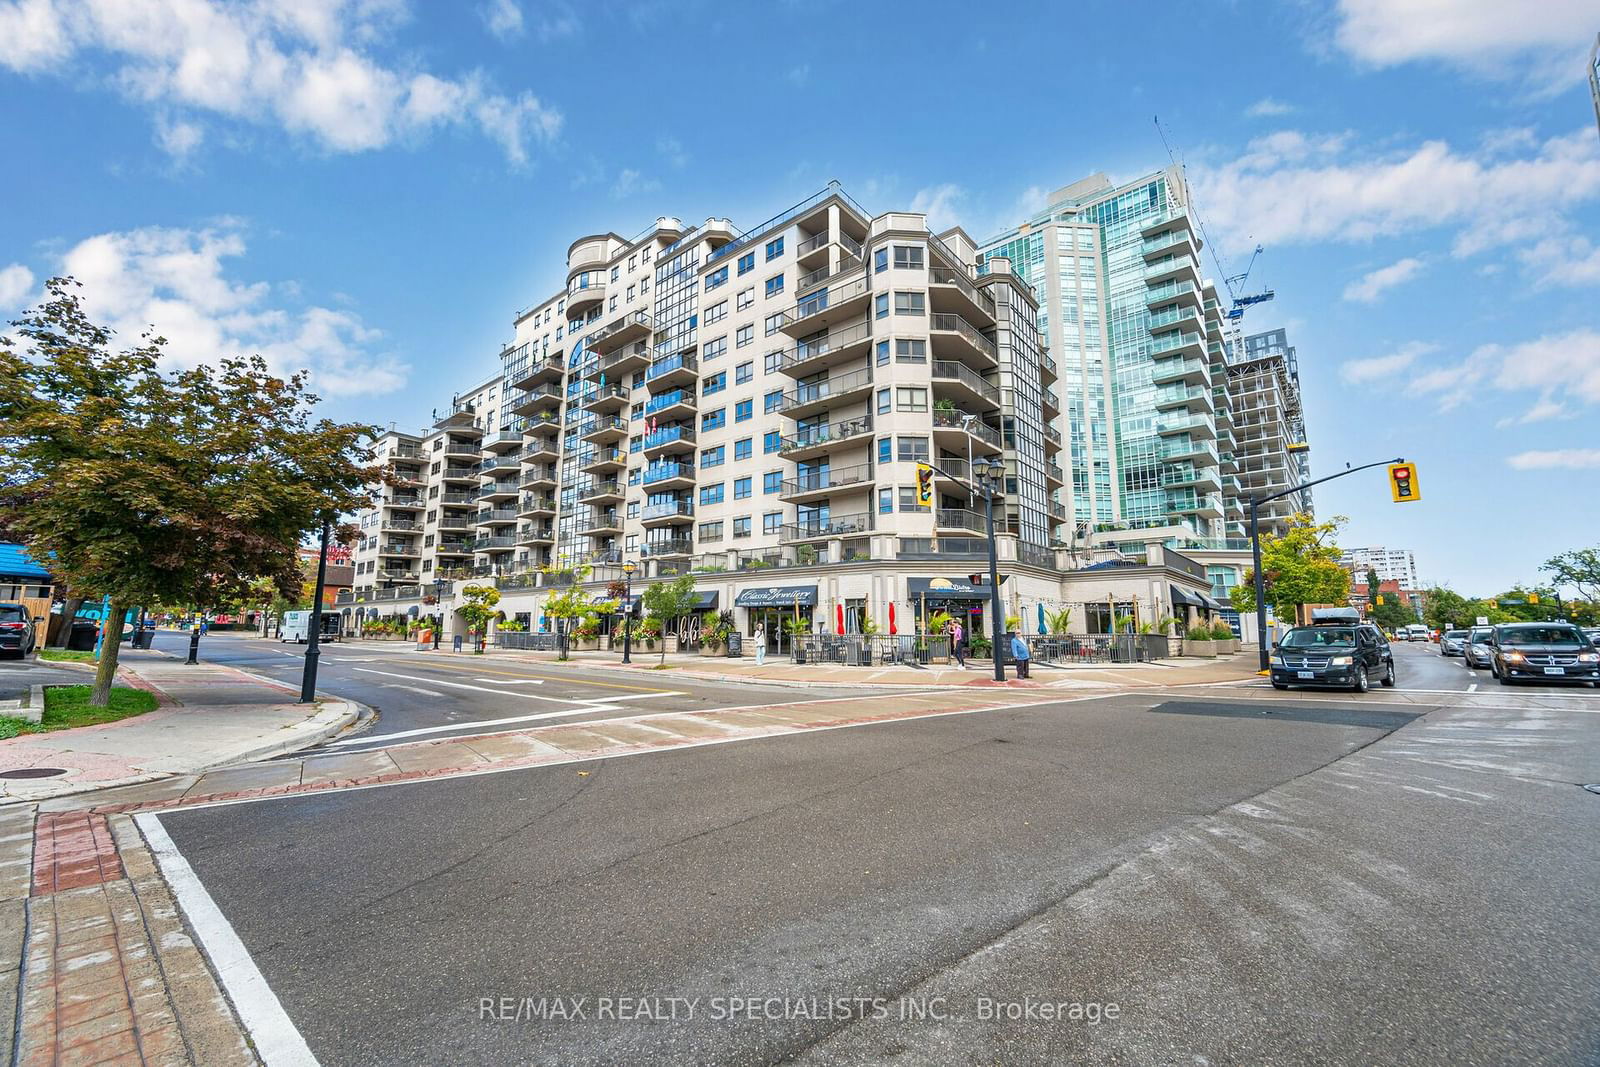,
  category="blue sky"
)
[2,0,1597,596]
